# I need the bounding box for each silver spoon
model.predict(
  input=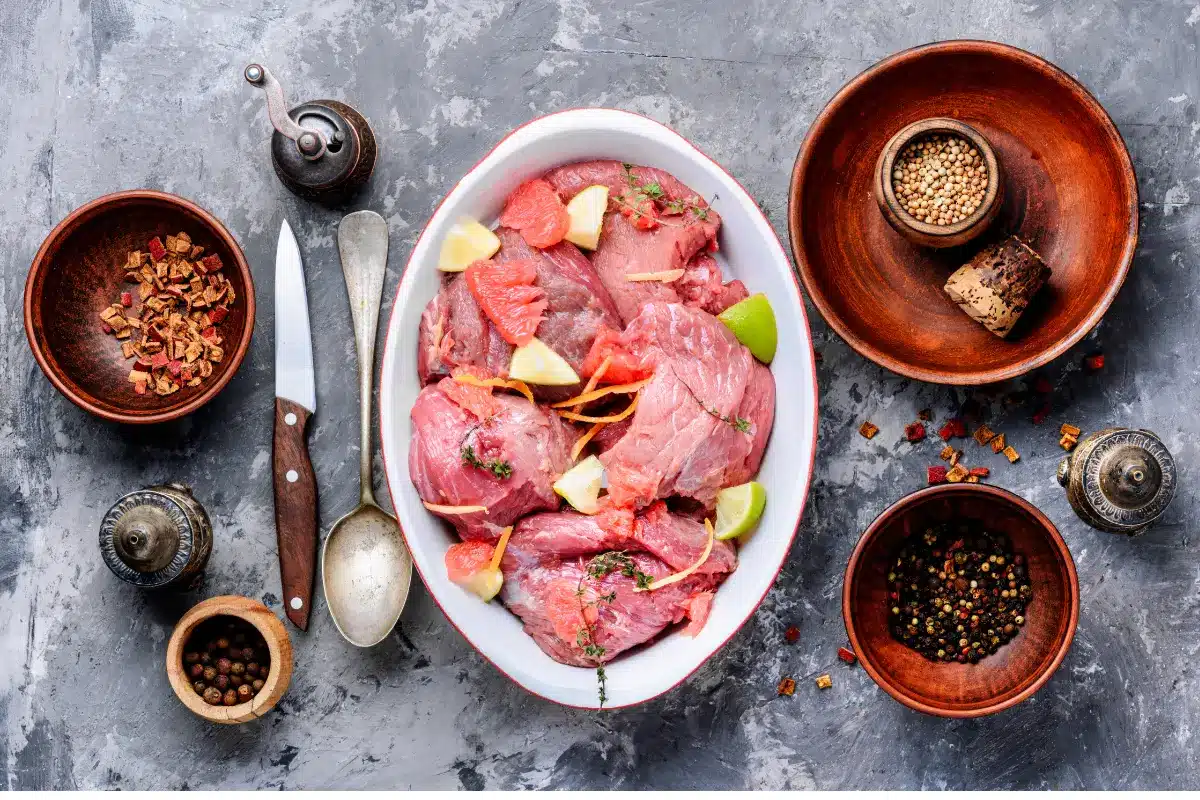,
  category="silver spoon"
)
[321,210,413,647]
